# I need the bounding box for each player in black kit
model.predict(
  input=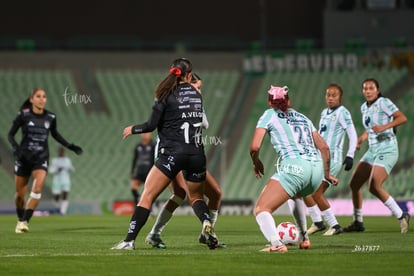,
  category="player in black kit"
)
[111,58,219,250]
[130,132,156,205]
[8,88,83,233]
